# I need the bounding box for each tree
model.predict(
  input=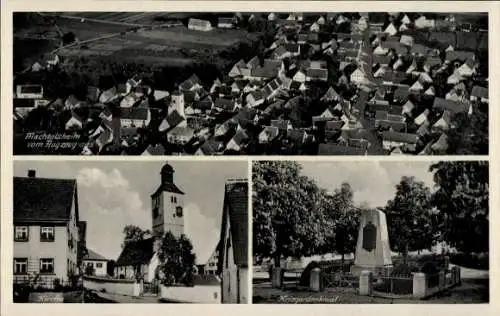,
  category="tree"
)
[121,225,152,280]
[85,264,95,276]
[446,105,488,155]
[62,32,76,45]
[429,161,489,254]
[323,183,360,270]
[121,225,151,248]
[253,161,334,267]
[384,176,436,261]
[156,232,196,286]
